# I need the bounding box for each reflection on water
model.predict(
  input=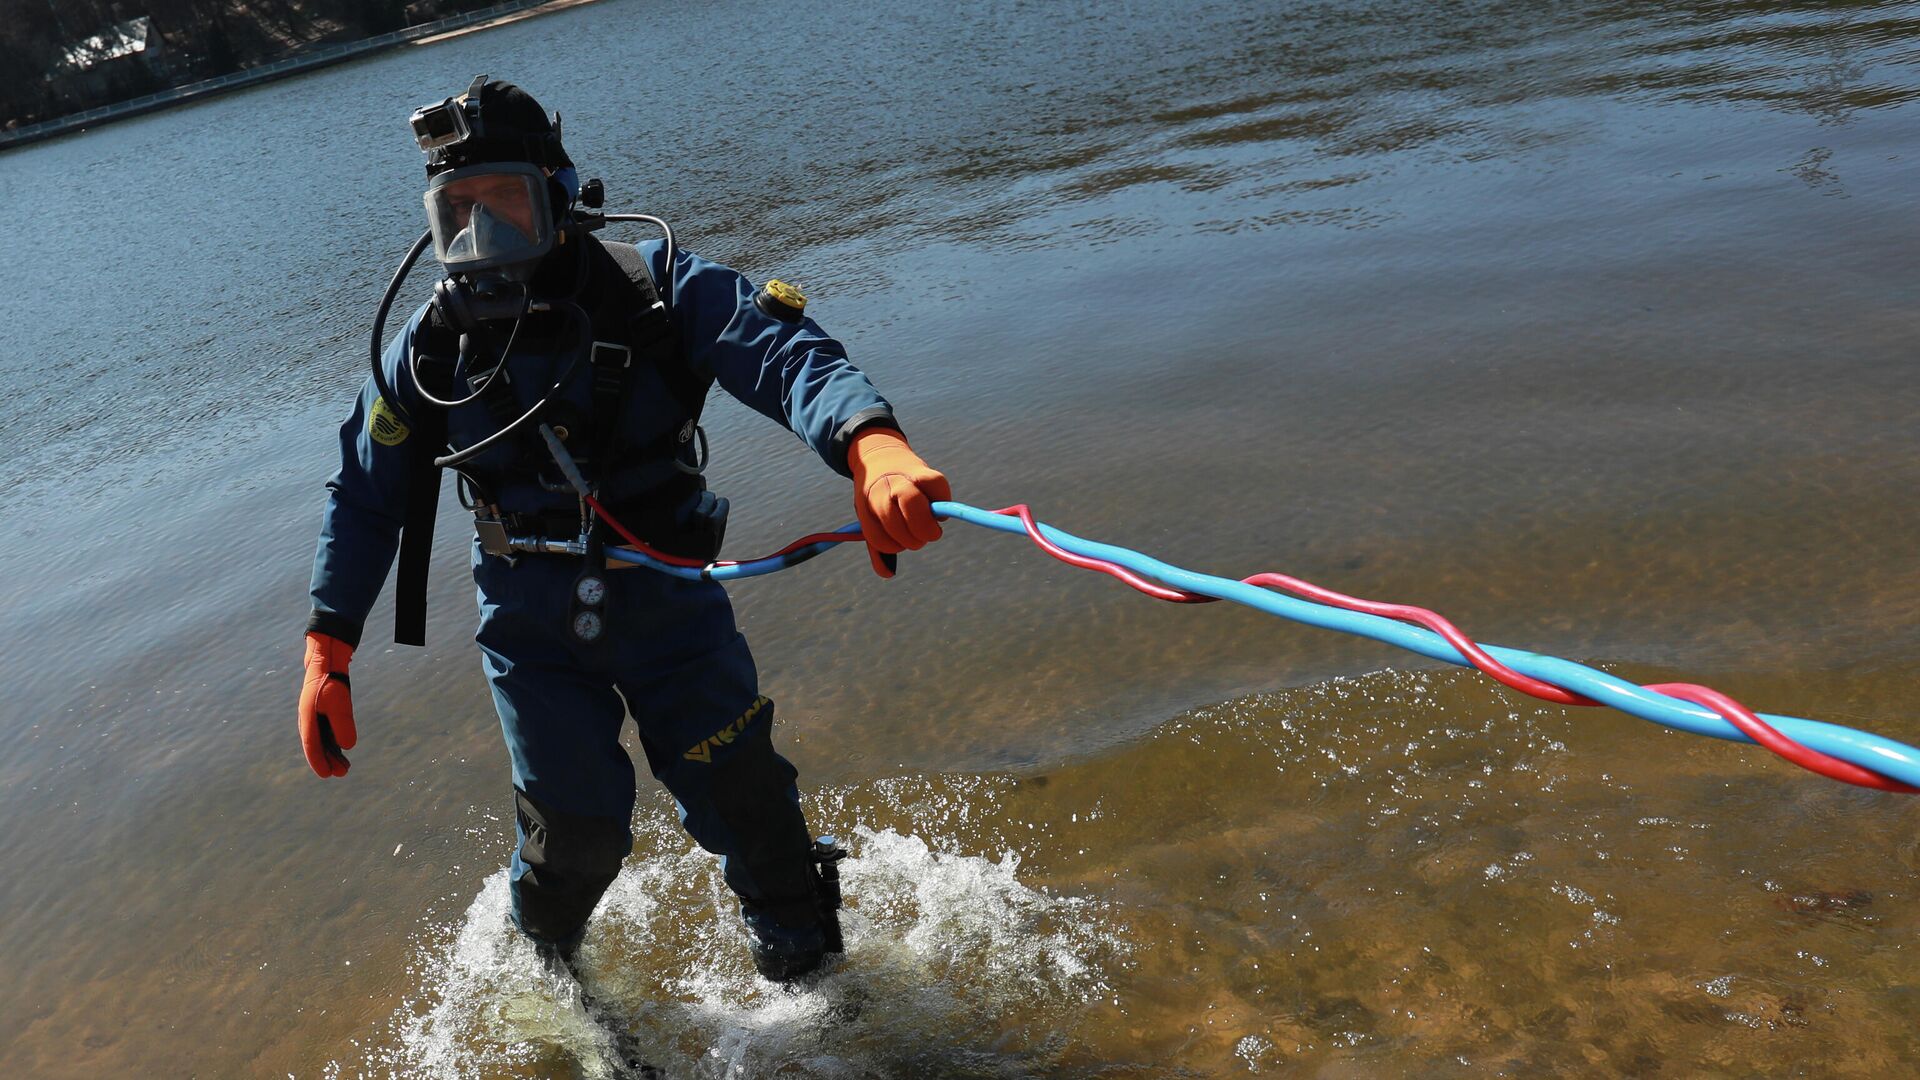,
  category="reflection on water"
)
[4,1,1917,509]
[0,0,1916,1076]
